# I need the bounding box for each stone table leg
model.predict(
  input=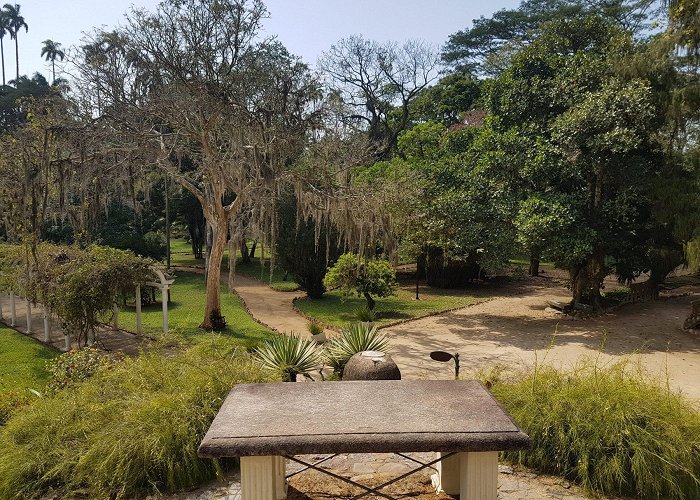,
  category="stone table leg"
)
[432,452,461,495]
[460,451,498,500]
[240,456,287,500]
